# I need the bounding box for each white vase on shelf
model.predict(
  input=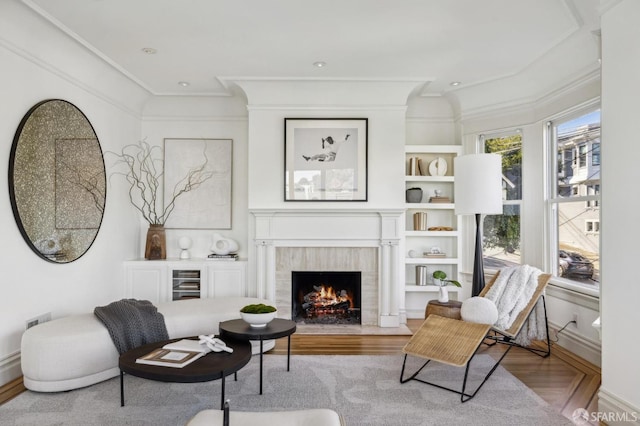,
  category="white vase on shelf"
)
[438,286,449,303]
[210,233,239,255]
